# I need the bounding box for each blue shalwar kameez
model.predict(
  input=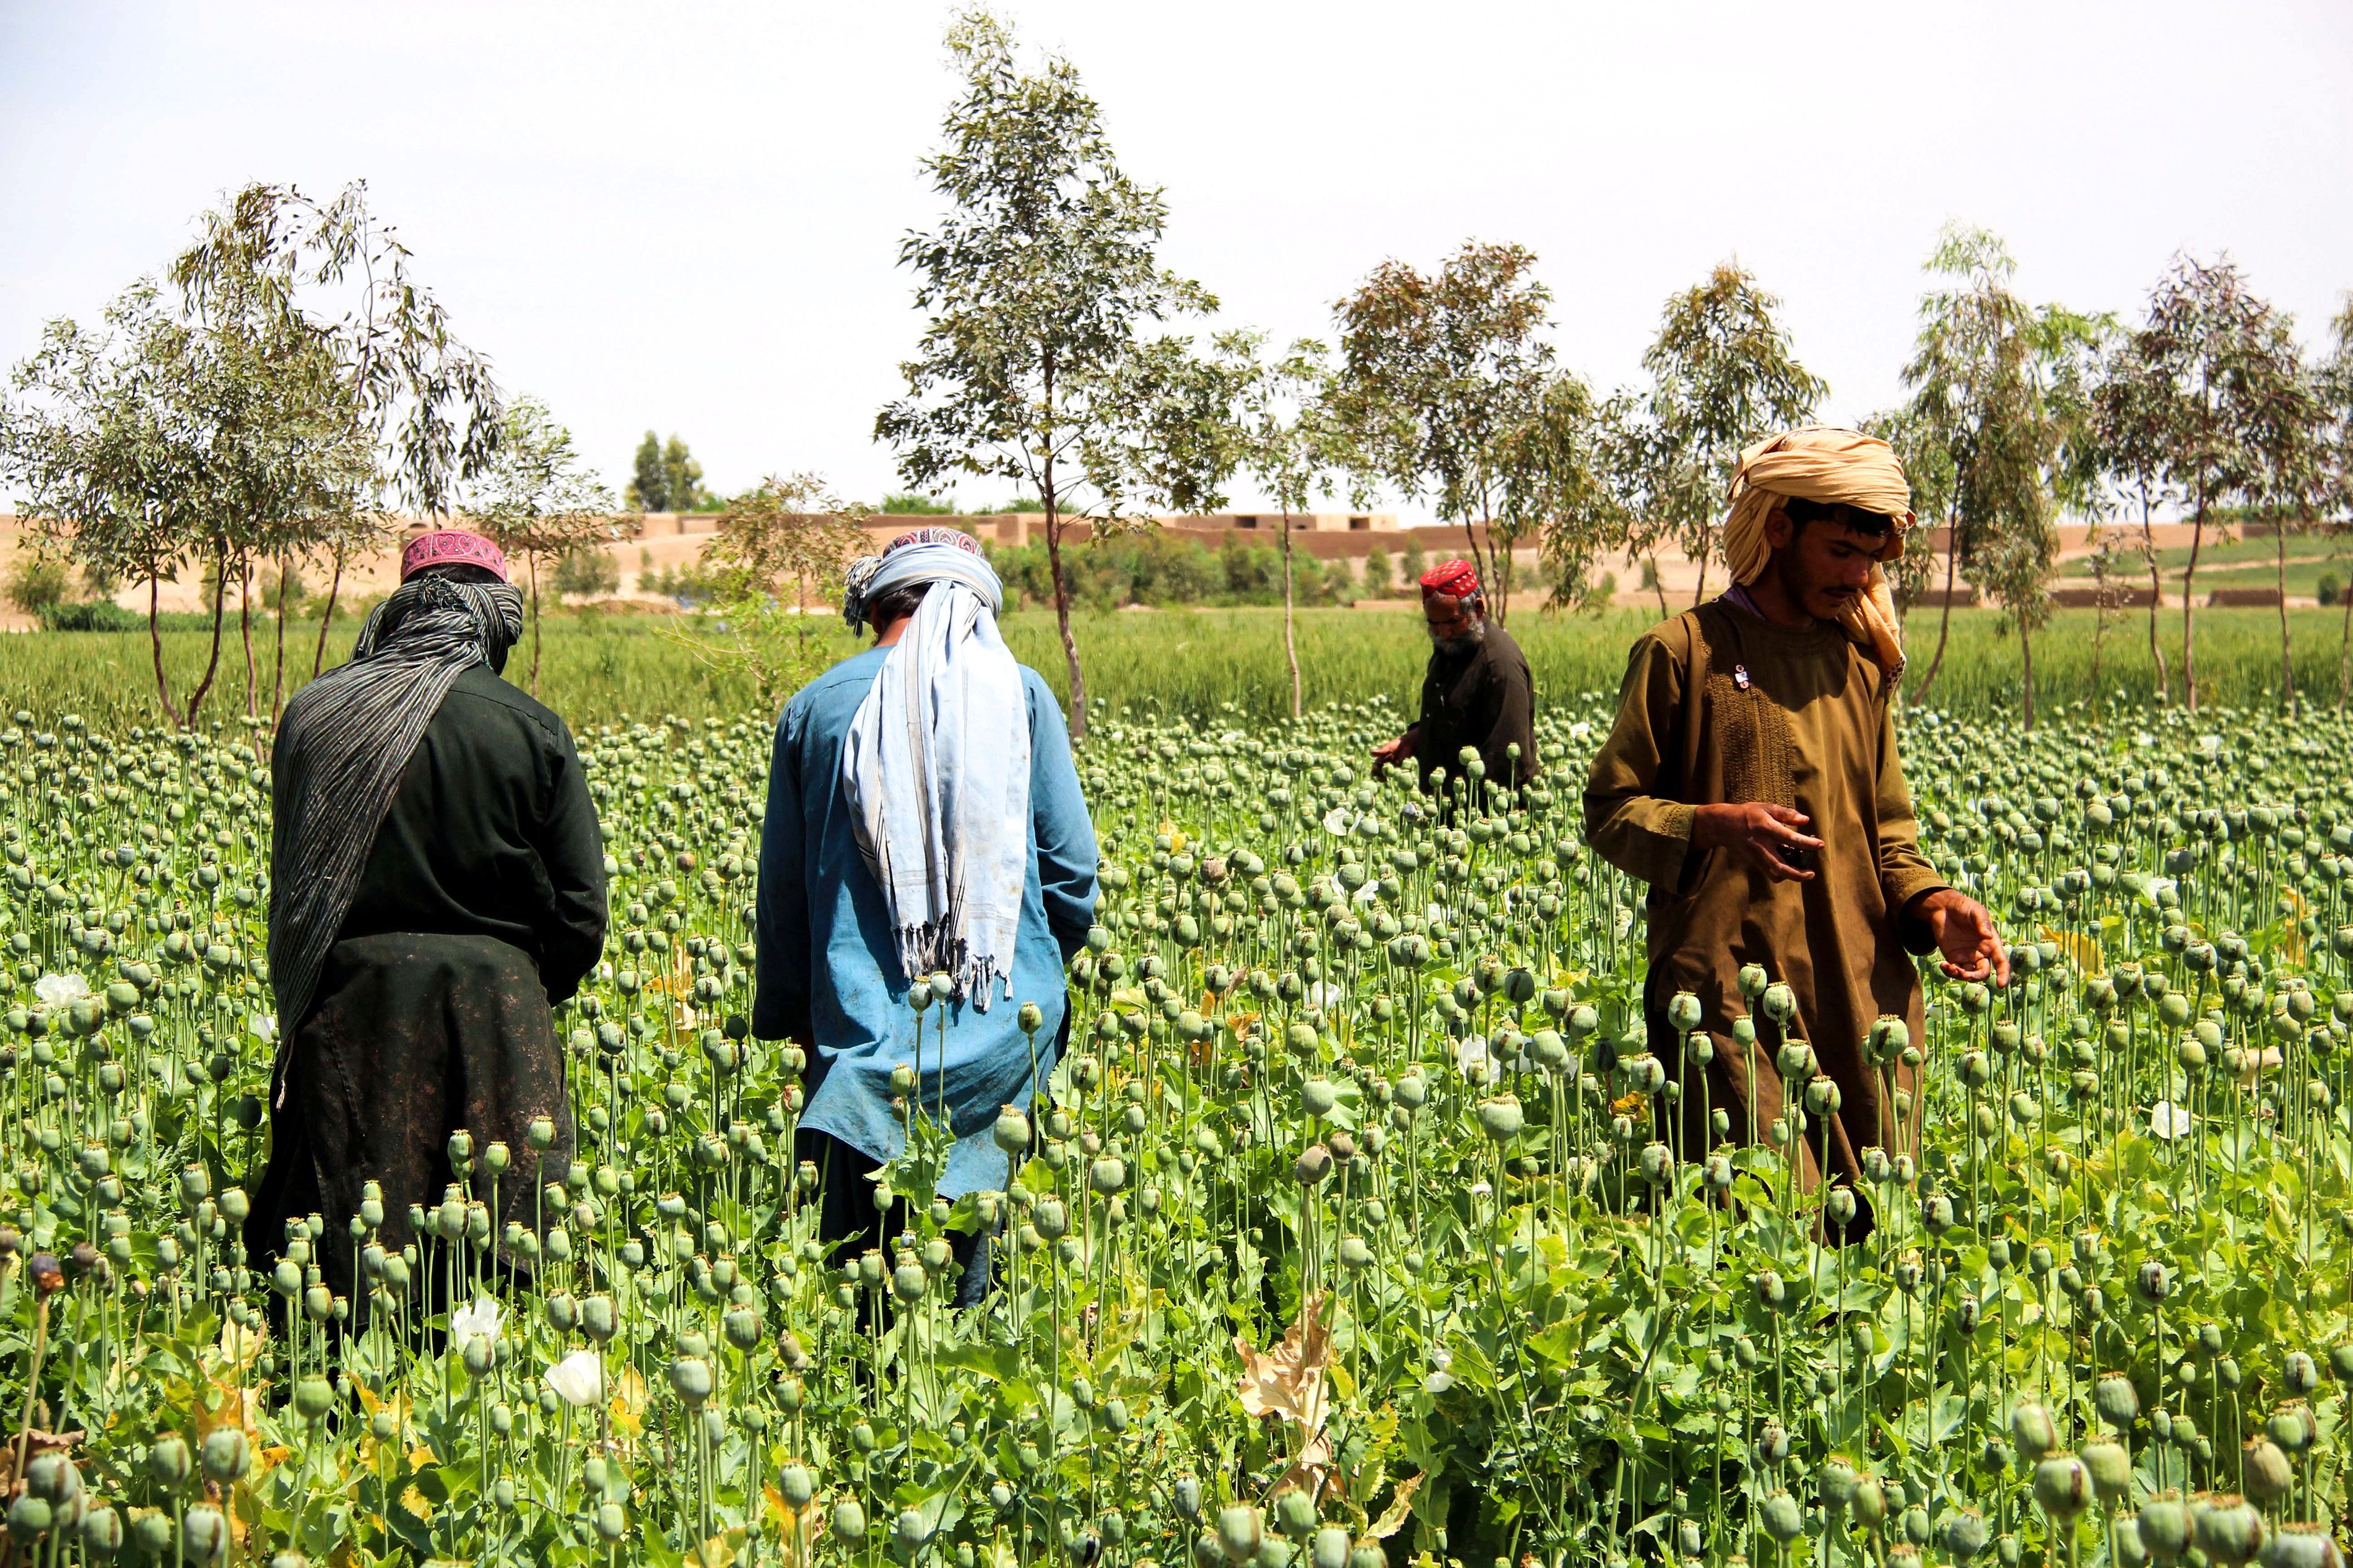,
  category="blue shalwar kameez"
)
[753,647,1098,1206]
